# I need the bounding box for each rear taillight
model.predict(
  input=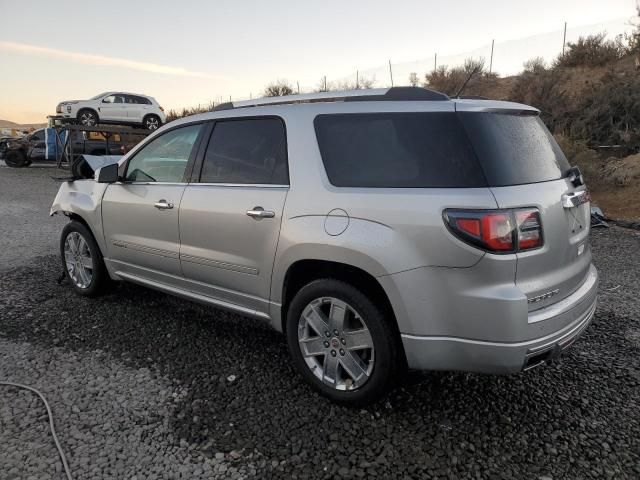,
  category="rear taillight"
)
[444,208,543,254]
